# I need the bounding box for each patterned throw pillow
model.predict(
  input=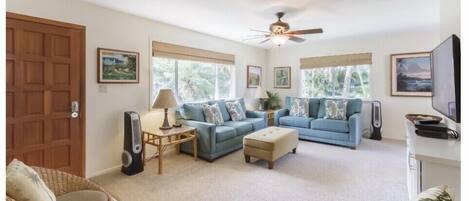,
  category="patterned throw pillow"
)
[290,98,309,117]
[202,103,224,125]
[225,101,246,121]
[6,159,56,201]
[415,185,452,201]
[324,100,348,120]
